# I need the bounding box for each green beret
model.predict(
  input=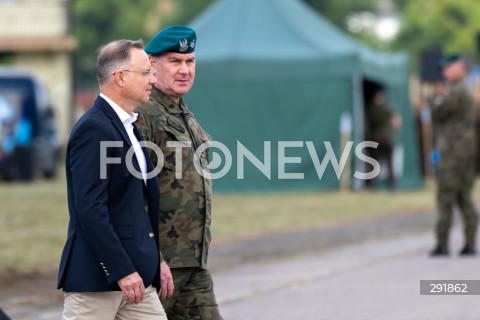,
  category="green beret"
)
[145,26,196,55]
[439,53,462,68]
